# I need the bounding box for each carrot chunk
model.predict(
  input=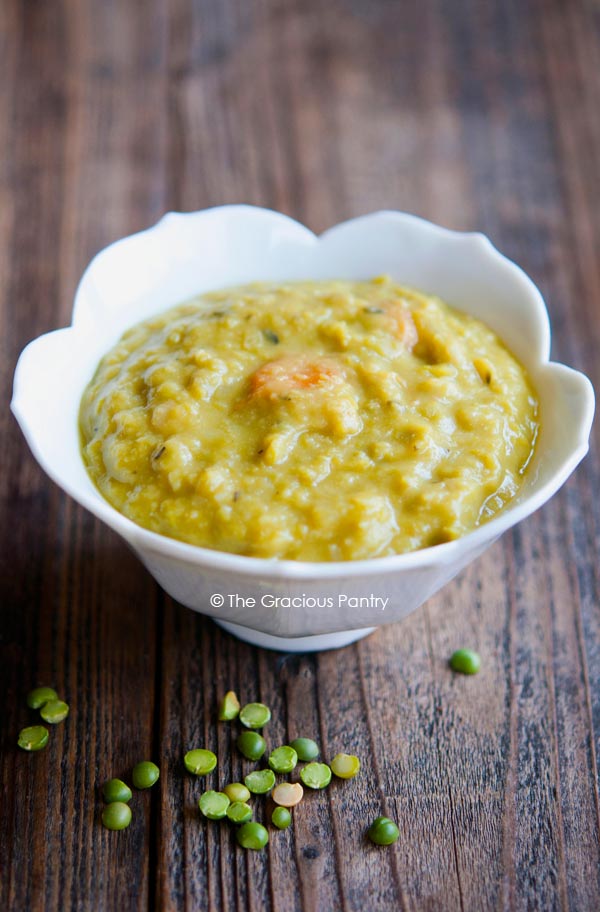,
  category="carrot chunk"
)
[249,355,346,400]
